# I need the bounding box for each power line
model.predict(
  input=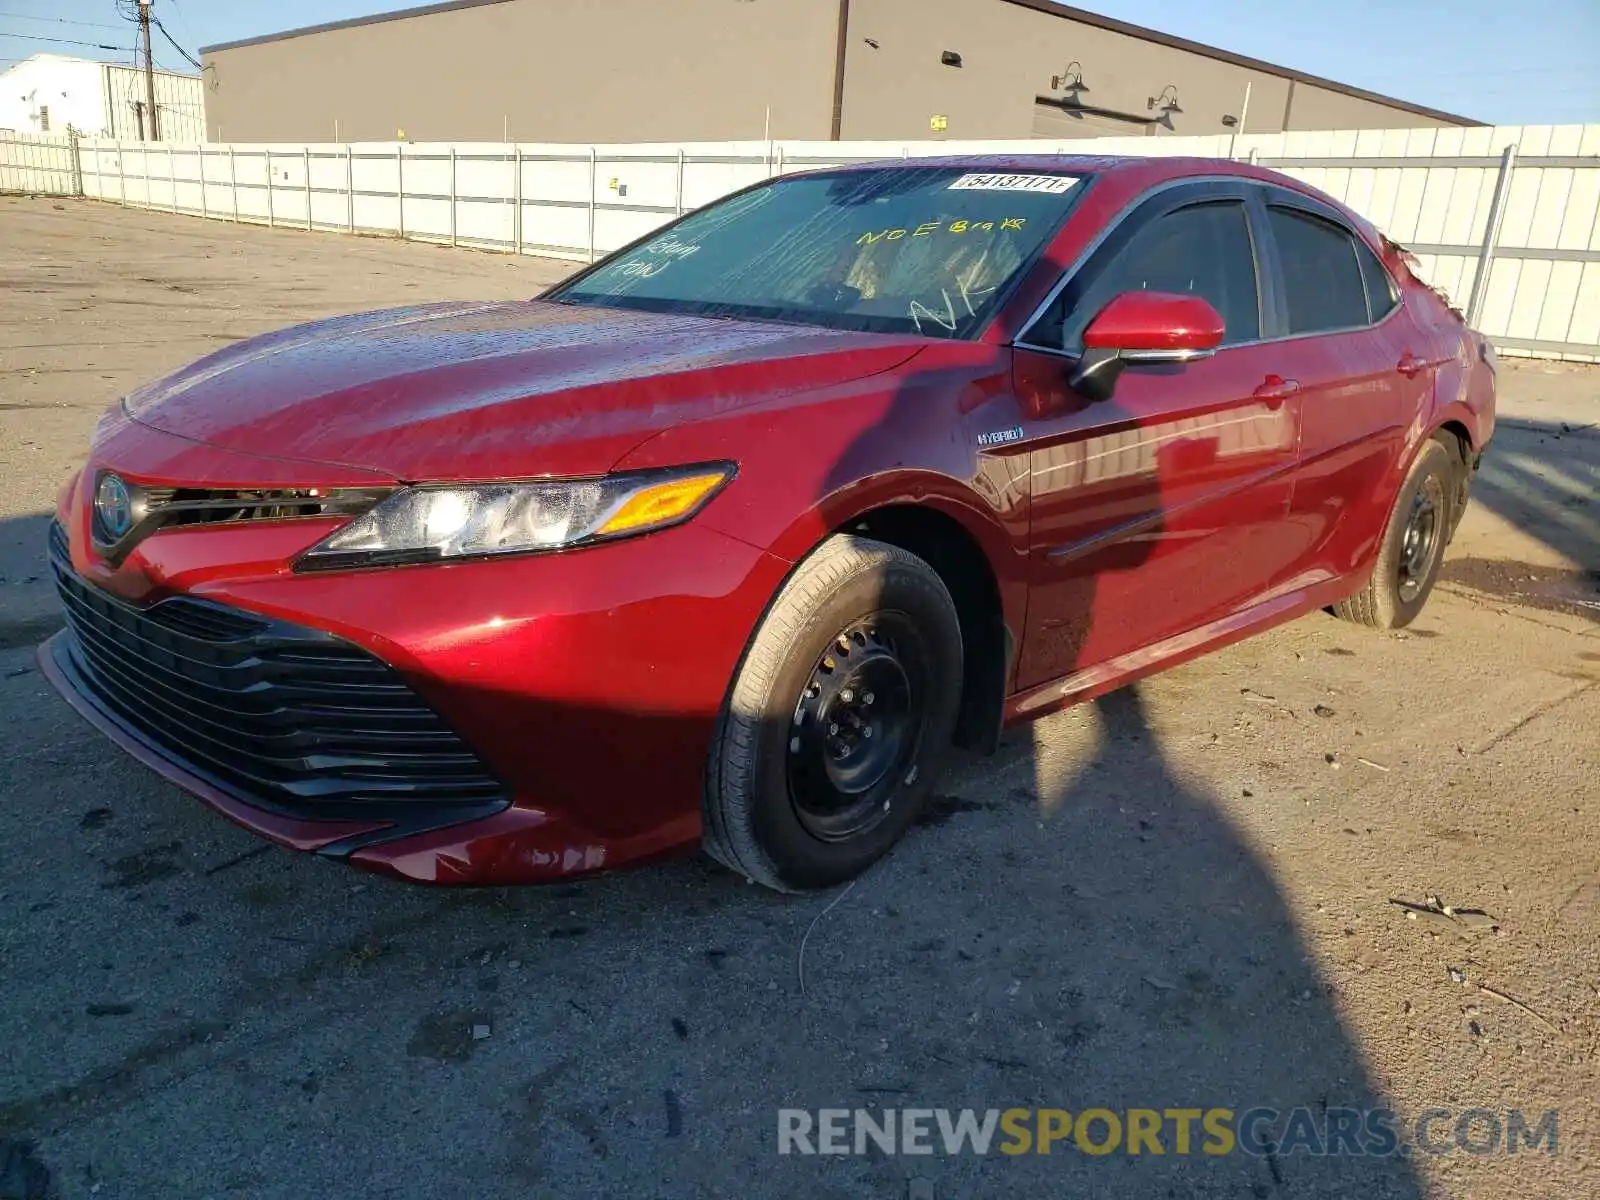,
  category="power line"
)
[153,17,200,70]
[0,31,125,52]
[163,0,197,45]
[0,36,187,77]
[0,12,126,31]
